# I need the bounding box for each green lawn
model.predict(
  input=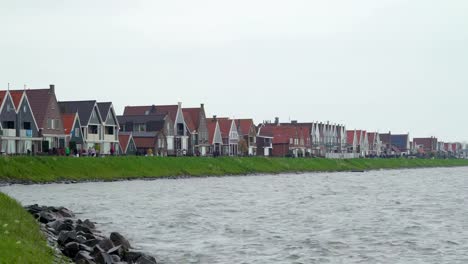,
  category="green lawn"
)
[0,192,54,264]
[0,156,467,183]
